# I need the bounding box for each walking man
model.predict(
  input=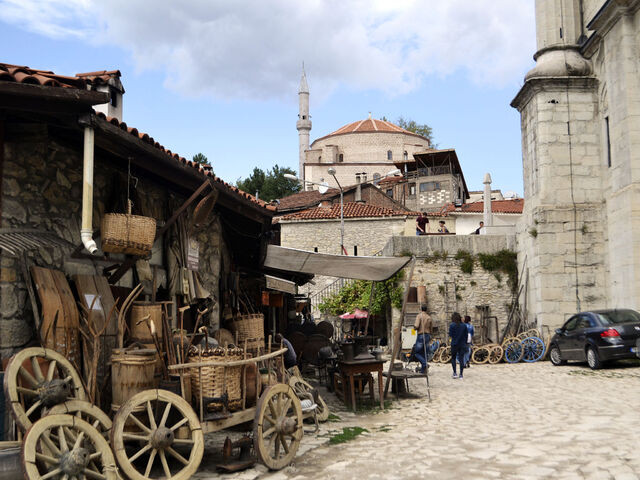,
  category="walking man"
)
[448,312,467,379]
[463,315,475,368]
[413,305,432,374]
[415,212,429,235]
